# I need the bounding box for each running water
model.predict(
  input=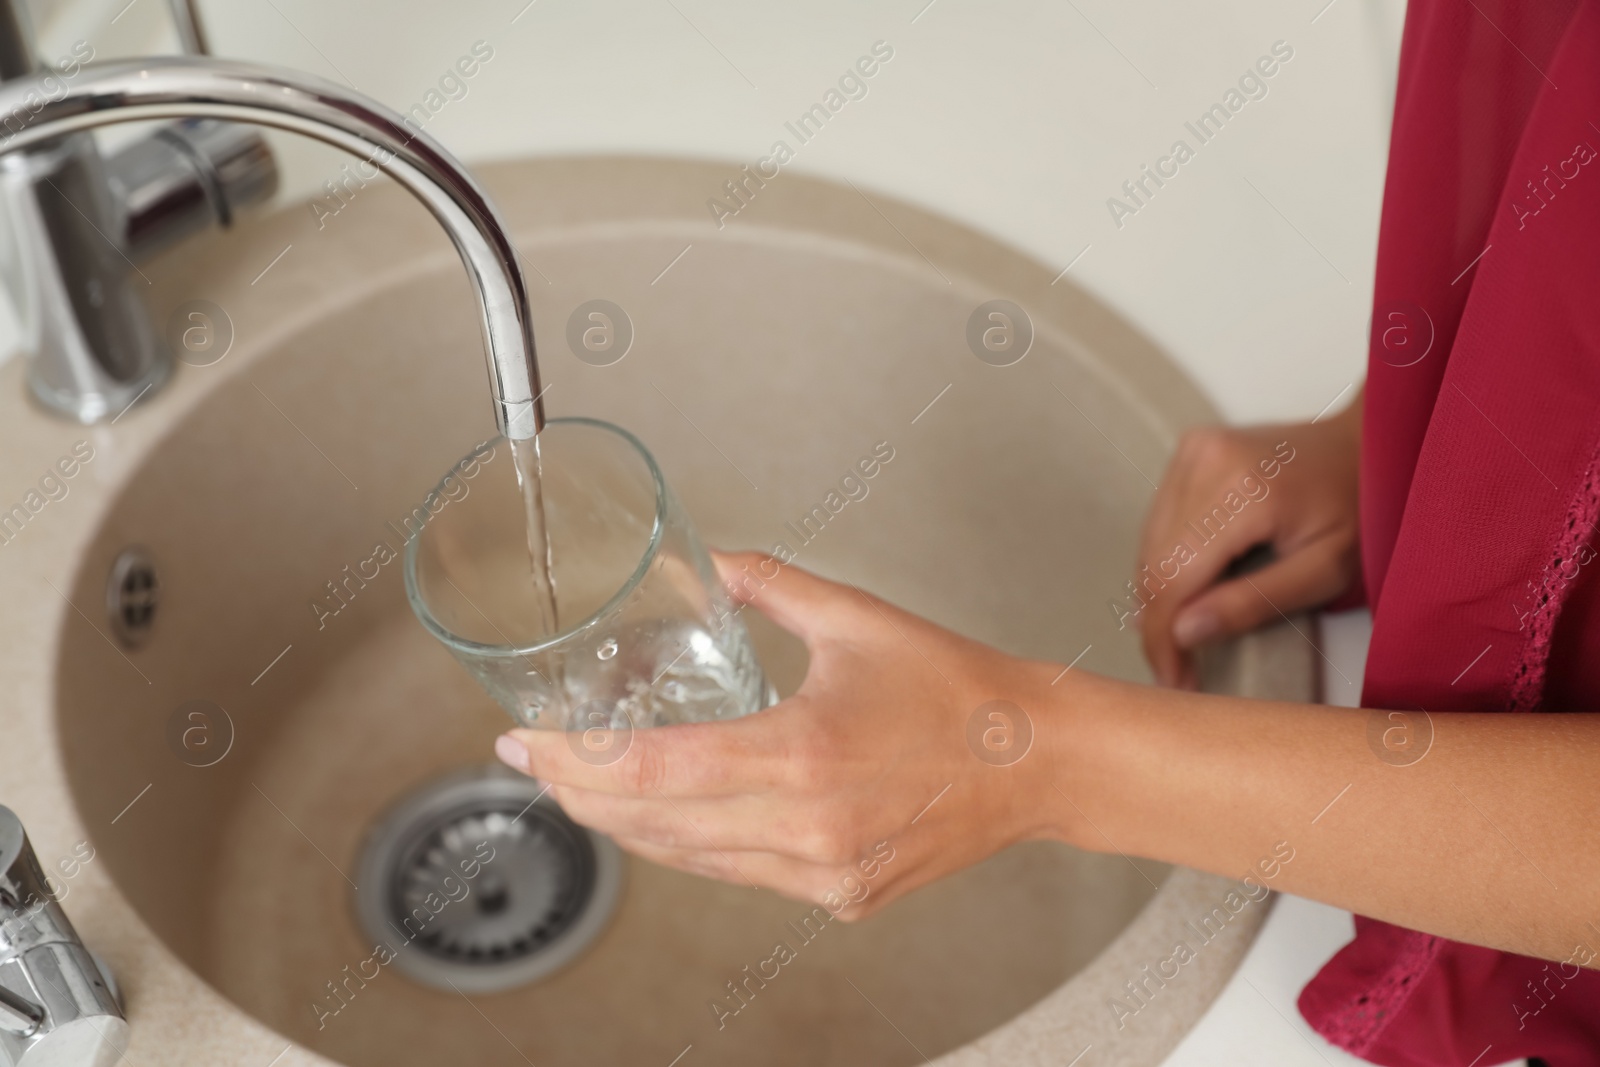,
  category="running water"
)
[504,431,770,730]
[509,435,560,639]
